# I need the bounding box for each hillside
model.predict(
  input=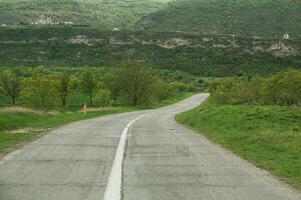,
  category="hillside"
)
[0,0,171,29]
[1,27,301,76]
[135,0,301,39]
